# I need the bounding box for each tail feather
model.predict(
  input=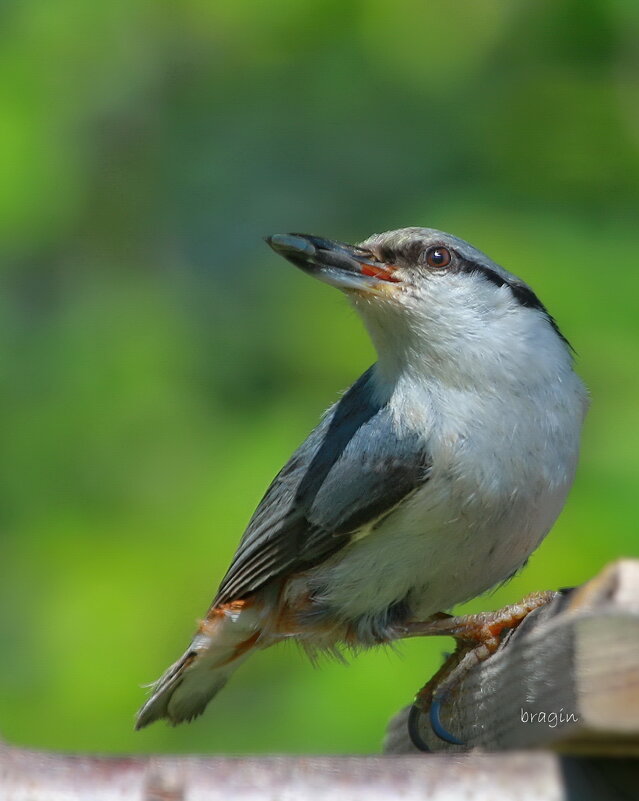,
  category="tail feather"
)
[136,602,261,729]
